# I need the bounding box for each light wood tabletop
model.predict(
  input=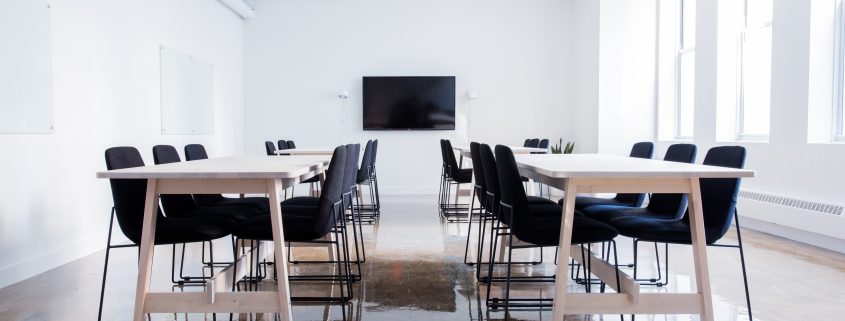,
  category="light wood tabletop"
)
[514,153,754,321]
[97,155,331,321]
